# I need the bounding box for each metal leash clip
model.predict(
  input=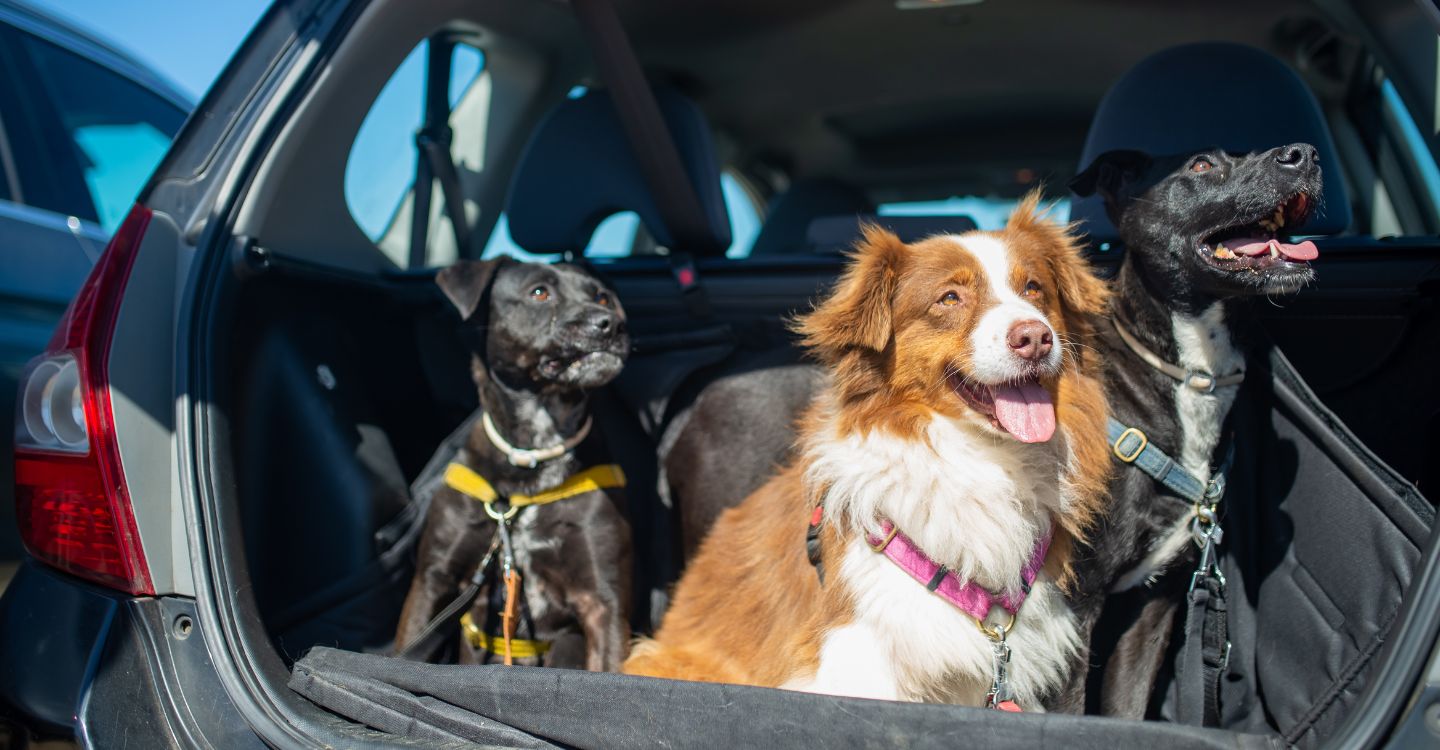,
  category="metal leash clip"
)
[1189,503,1225,593]
[984,623,1016,709]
